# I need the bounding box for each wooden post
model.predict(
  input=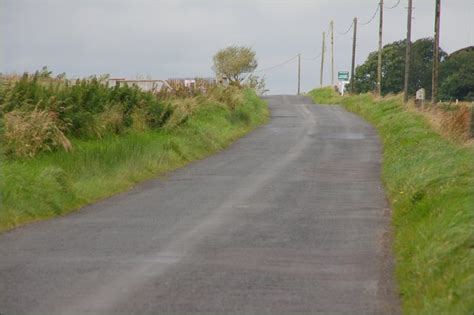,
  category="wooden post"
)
[350,17,357,94]
[320,32,326,88]
[432,0,441,104]
[330,20,335,86]
[403,0,413,104]
[297,53,301,95]
[377,0,384,96]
